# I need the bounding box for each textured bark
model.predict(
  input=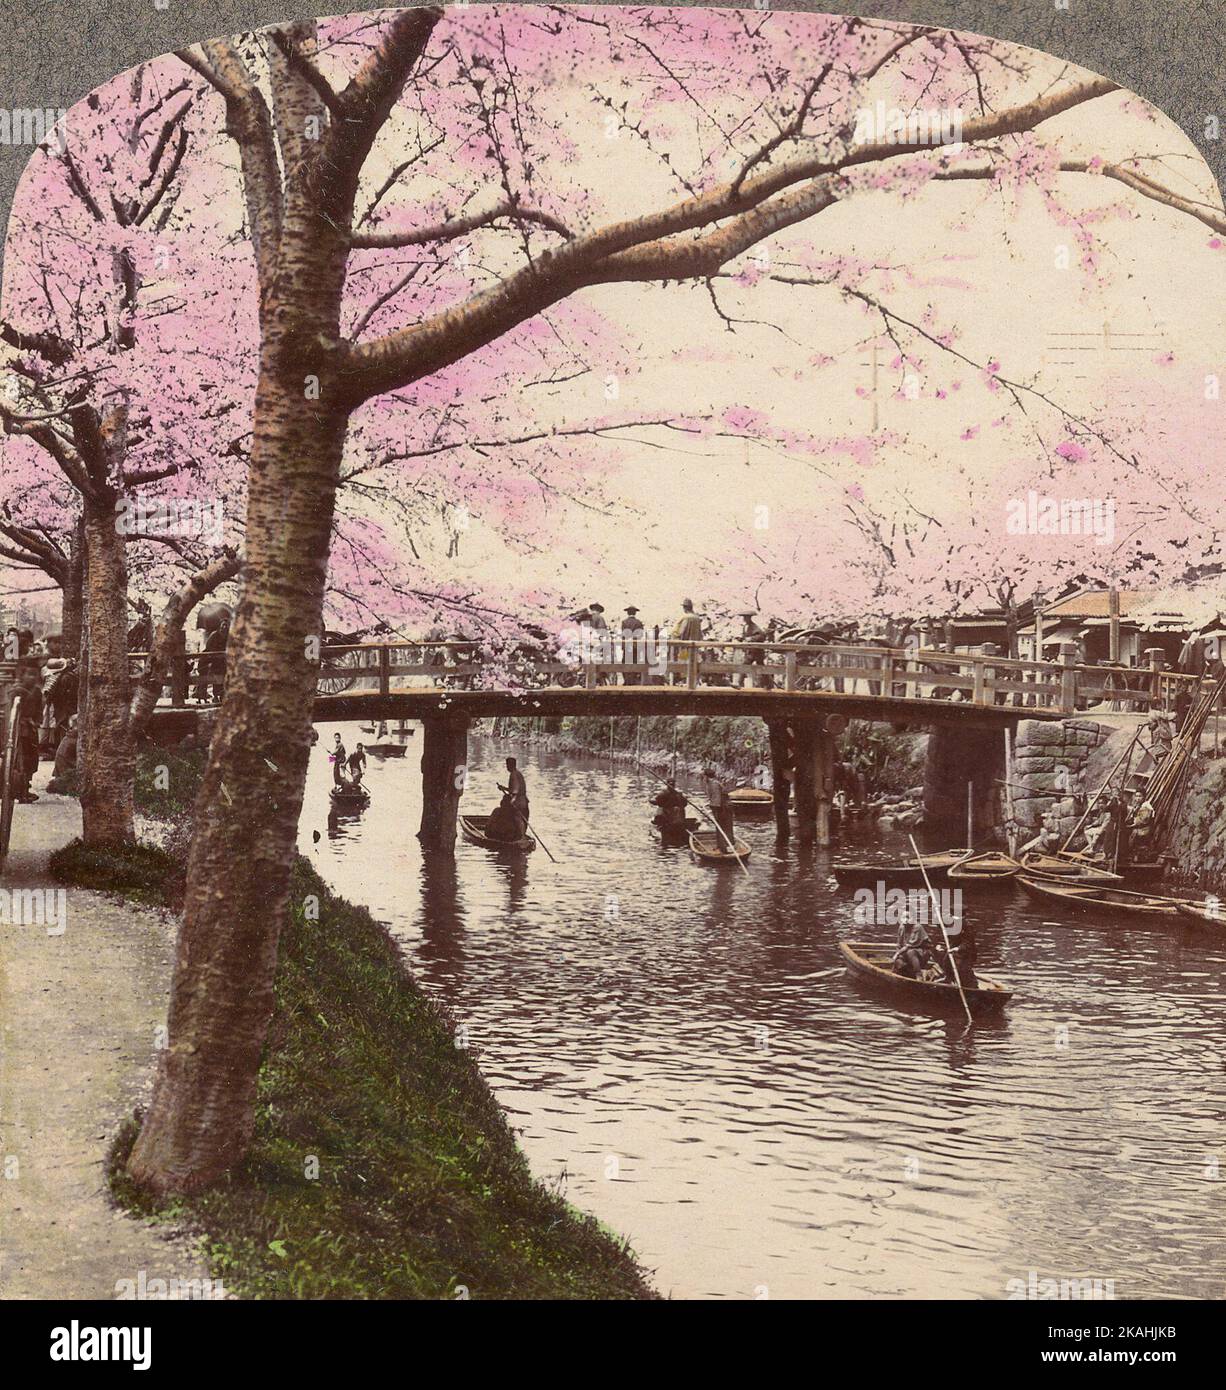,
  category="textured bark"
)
[61,519,84,654]
[78,498,134,845]
[128,550,242,743]
[417,717,468,852]
[127,201,352,1194]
